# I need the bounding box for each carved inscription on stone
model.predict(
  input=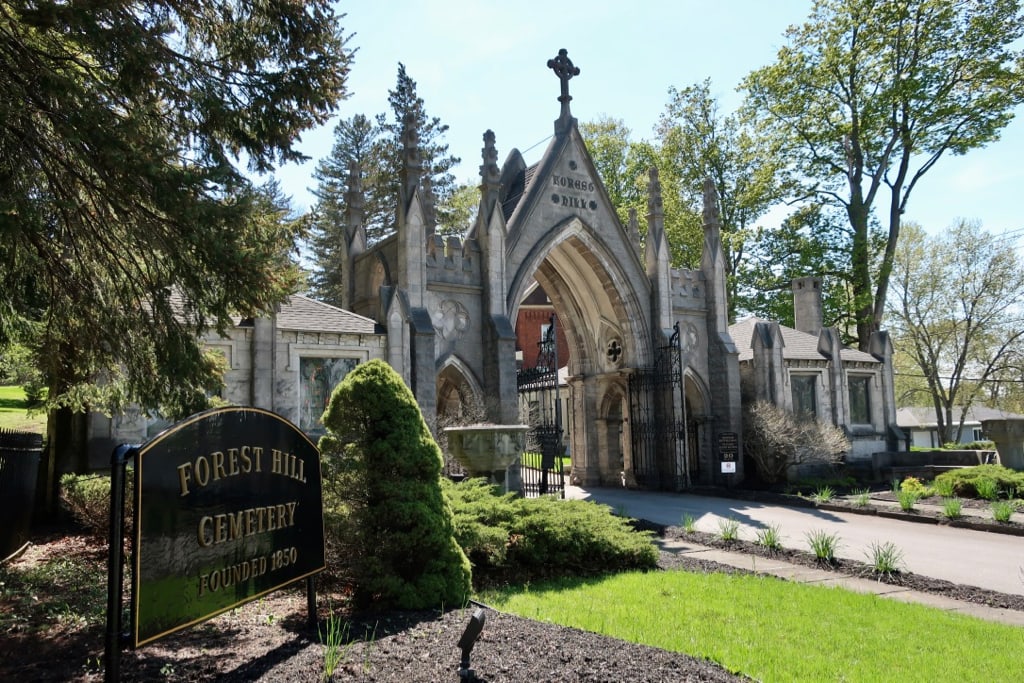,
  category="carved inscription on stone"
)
[550,160,598,211]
